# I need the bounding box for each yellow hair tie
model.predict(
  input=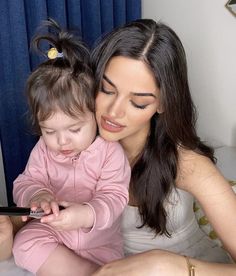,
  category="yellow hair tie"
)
[47,47,63,59]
